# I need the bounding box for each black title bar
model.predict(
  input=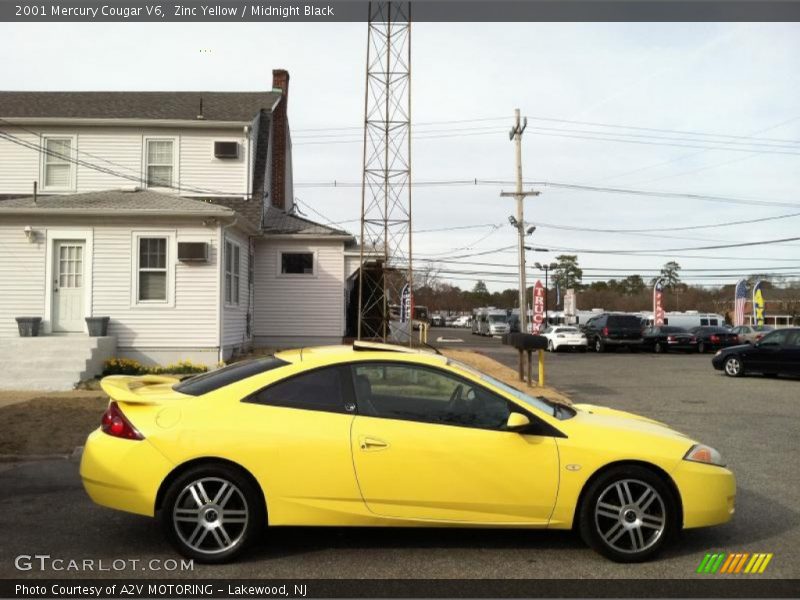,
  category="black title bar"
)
[4,0,800,22]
